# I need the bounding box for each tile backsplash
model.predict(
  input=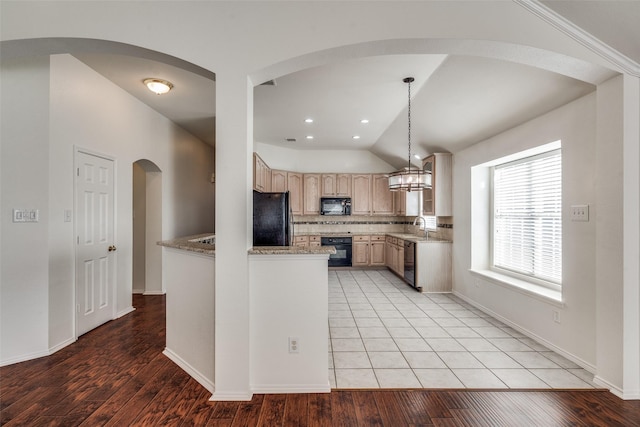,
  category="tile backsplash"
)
[294,215,453,240]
